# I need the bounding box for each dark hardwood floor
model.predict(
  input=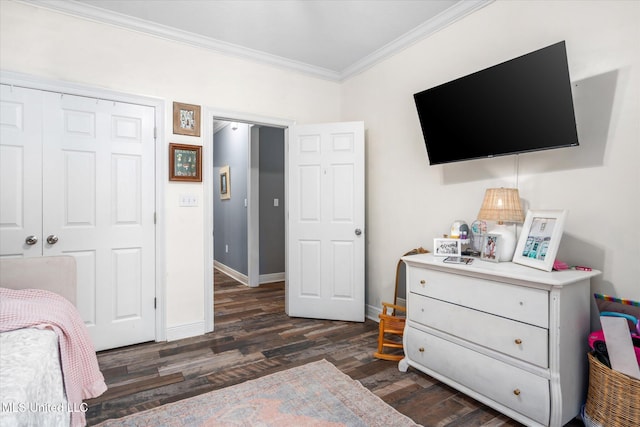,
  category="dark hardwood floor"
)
[86,270,581,426]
